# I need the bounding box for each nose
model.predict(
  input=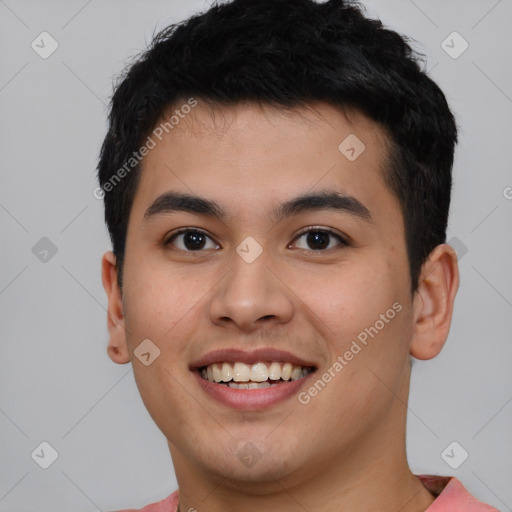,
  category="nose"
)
[208,245,294,333]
